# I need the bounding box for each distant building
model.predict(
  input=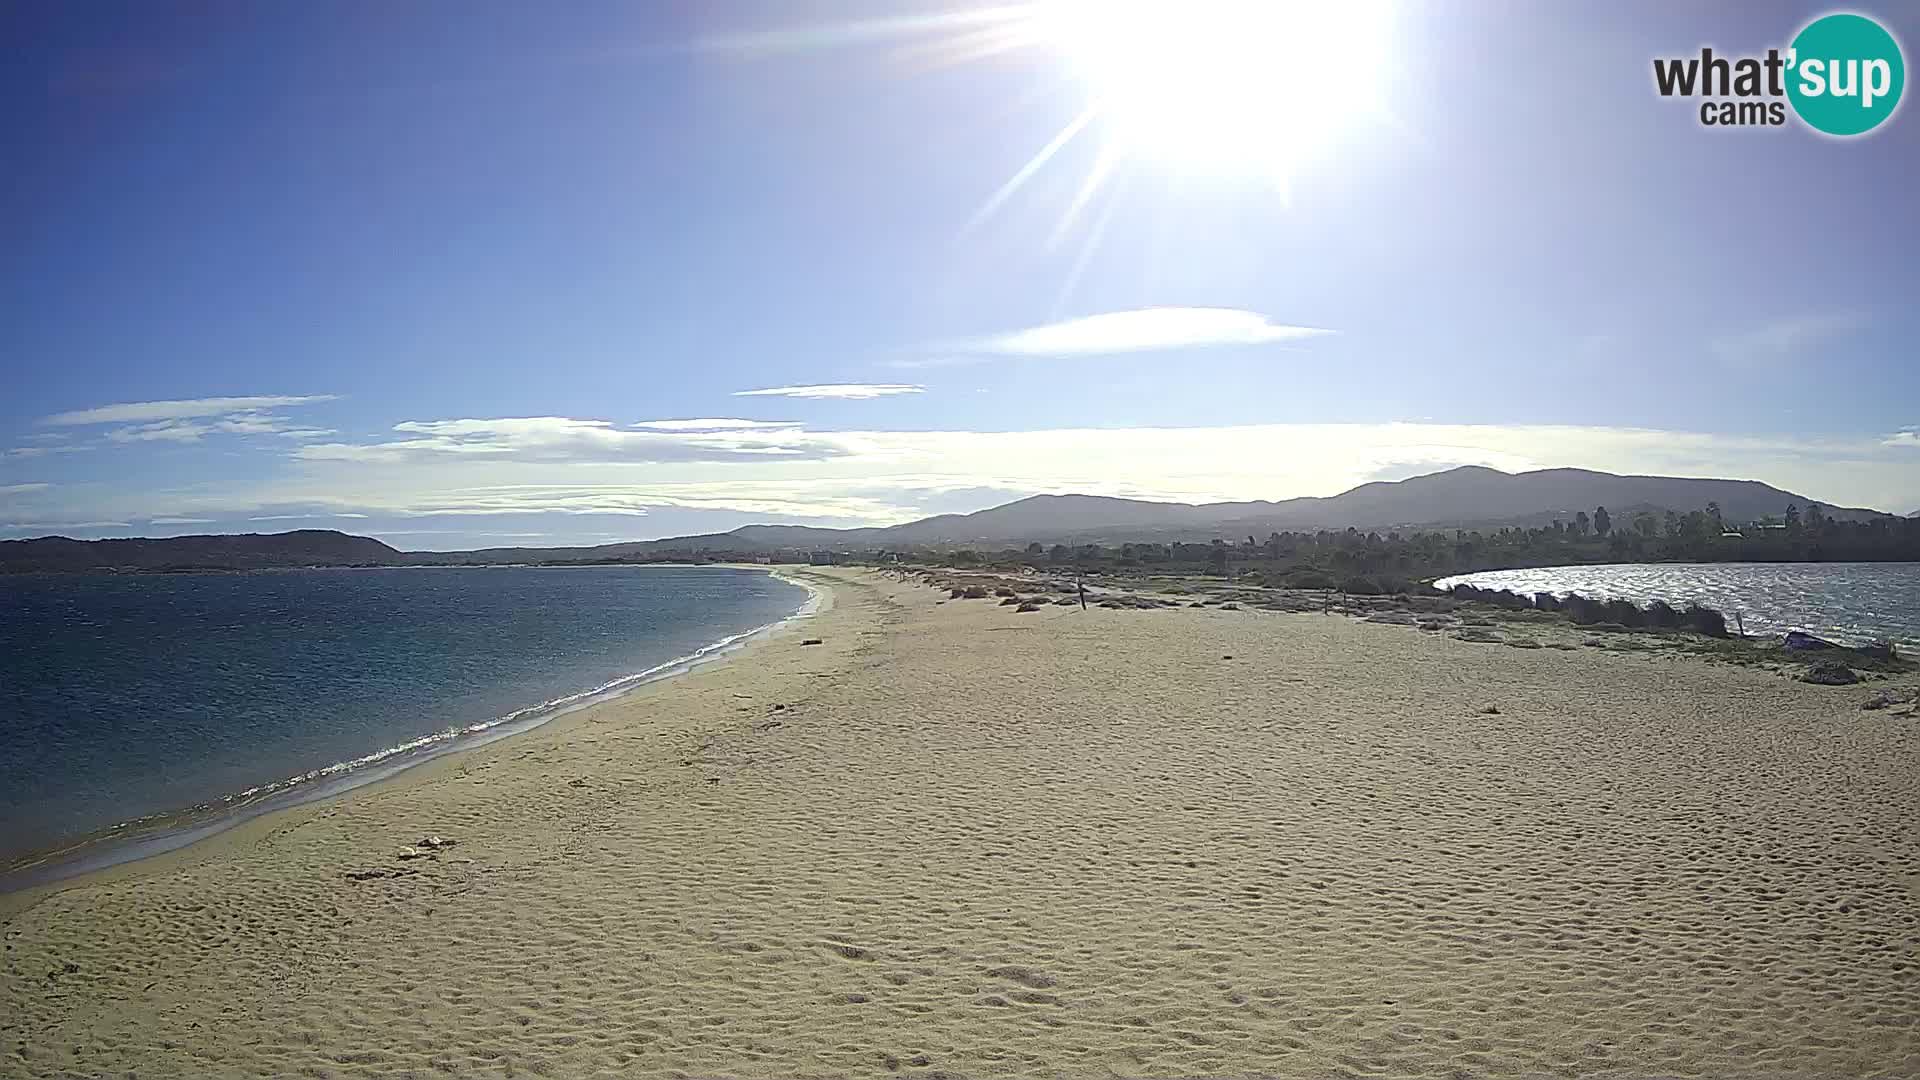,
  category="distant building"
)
[807,551,838,566]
